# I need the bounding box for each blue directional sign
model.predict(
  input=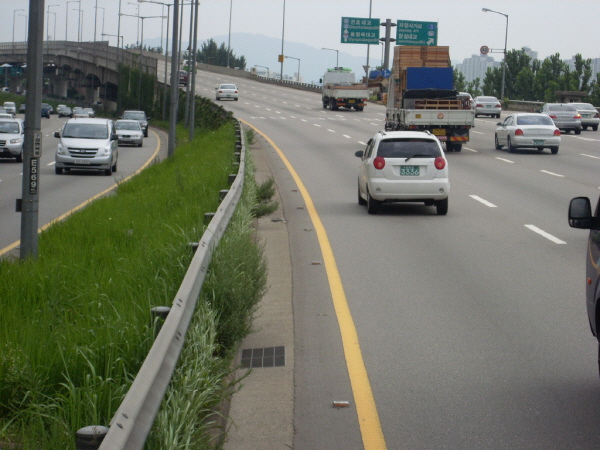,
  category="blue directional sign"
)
[381,69,391,78]
[396,21,438,46]
[341,17,380,45]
